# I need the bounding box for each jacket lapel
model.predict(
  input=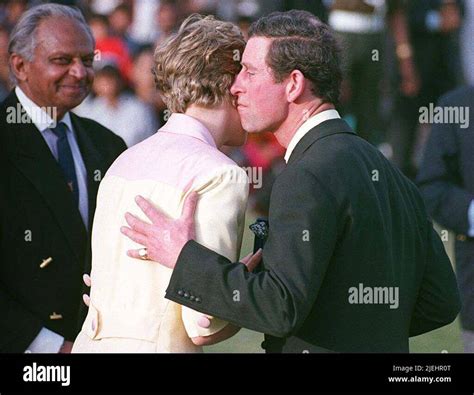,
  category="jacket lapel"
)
[5,92,87,265]
[71,113,105,232]
[287,118,356,165]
